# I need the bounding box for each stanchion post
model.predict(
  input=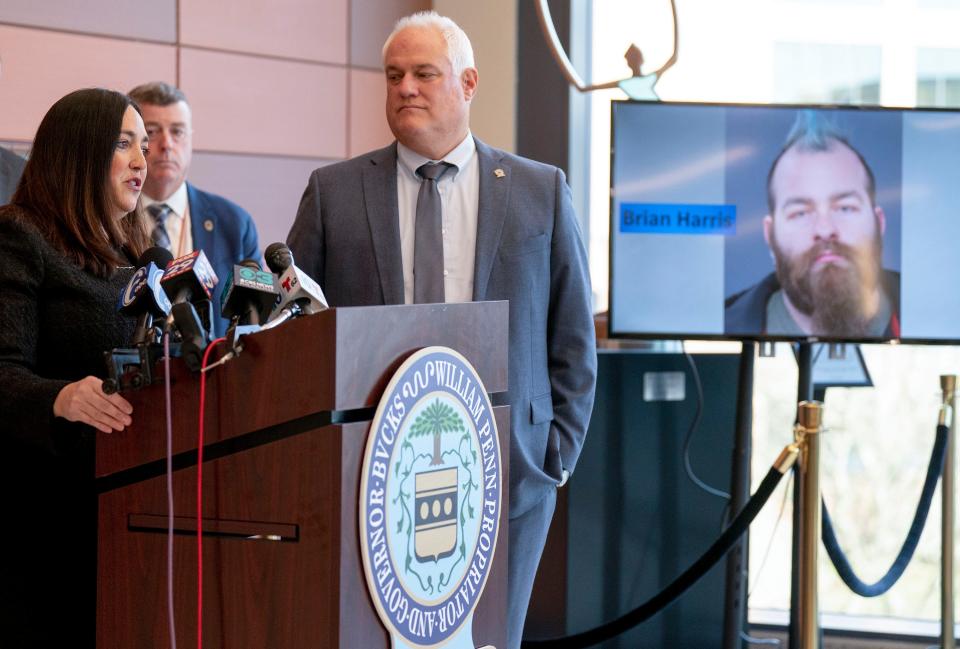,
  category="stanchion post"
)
[791,343,815,648]
[723,342,756,649]
[942,375,956,649]
[796,400,823,649]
